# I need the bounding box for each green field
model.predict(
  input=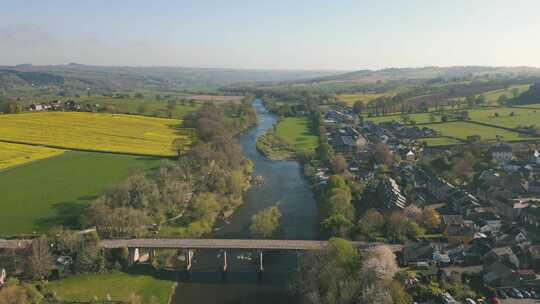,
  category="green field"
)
[78,96,202,119]
[337,92,394,106]
[419,137,462,146]
[467,107,540,128]
[47,266,175,303]
[476,84,530,105]
[275,117,318,152]
[423,121,529,142]
[365,112,435,124]
[0,151,161,236]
